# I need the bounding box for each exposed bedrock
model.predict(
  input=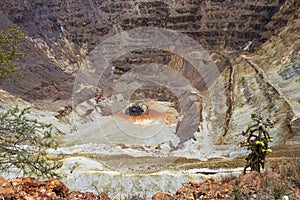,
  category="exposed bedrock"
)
[1,1,300,199]
[0,0,288,50]
[0,0,299,147]
[0,0,291,104]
